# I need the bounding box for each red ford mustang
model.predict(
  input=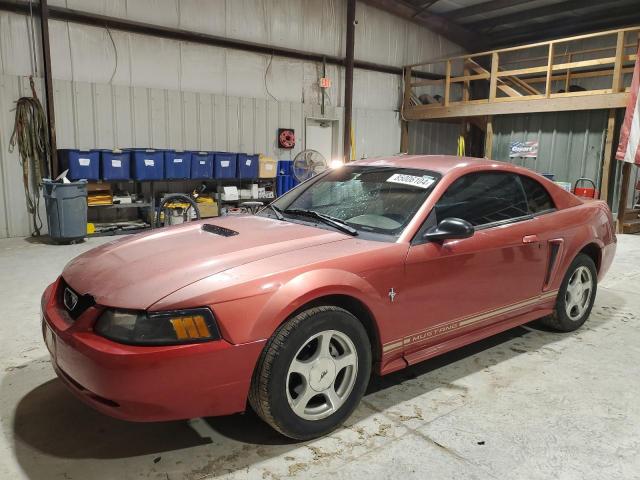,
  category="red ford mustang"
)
[42,155,616,439]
